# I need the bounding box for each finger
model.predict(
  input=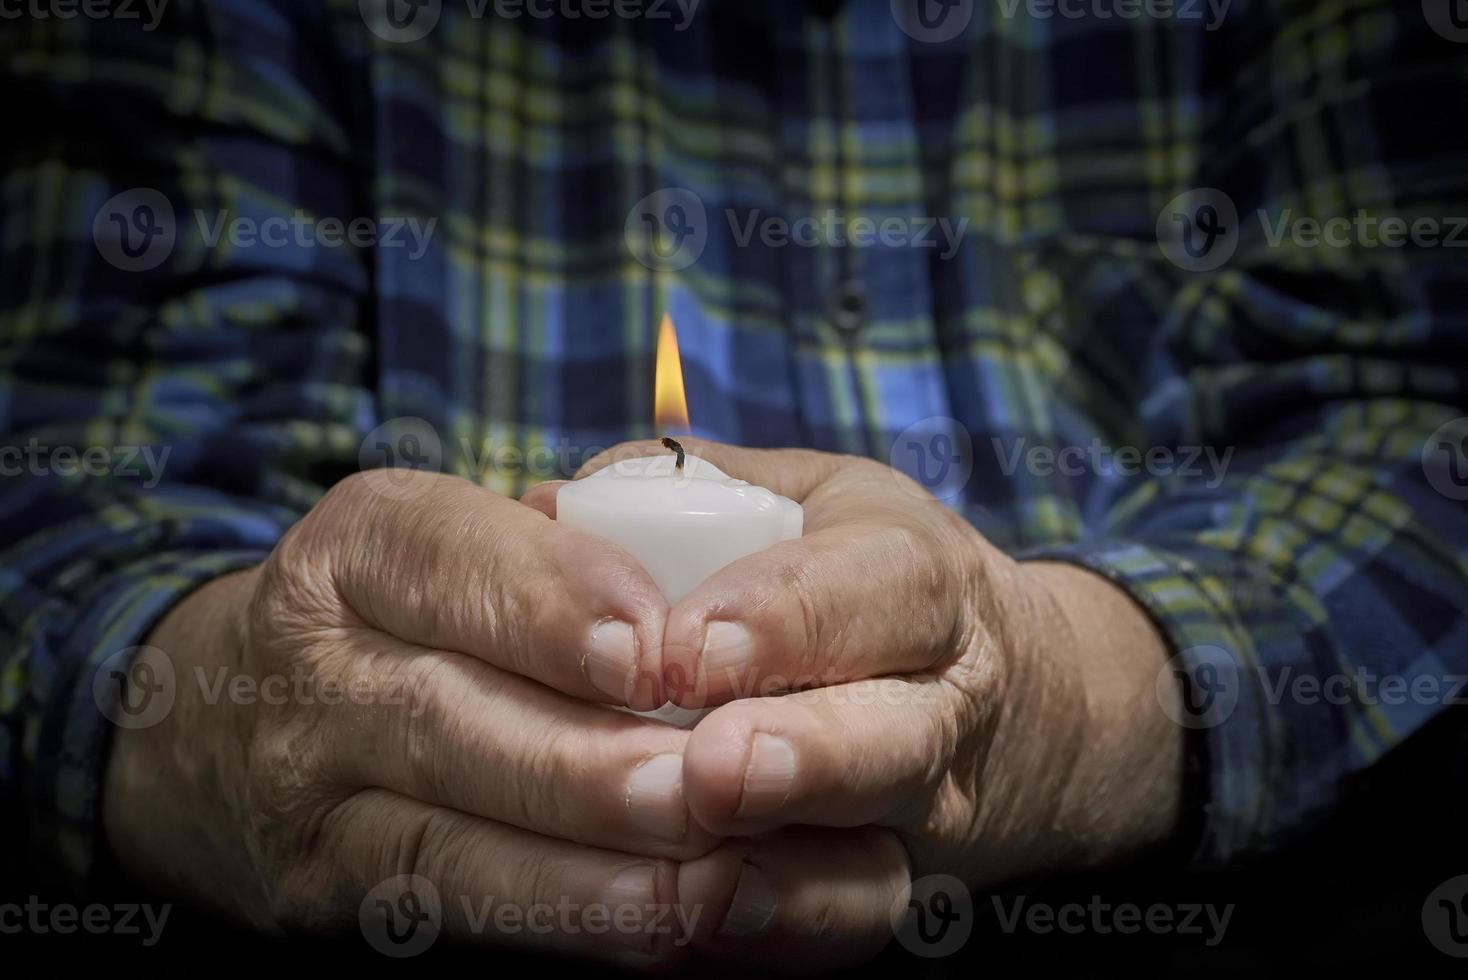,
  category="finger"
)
[676,826,910,971]
[519,480,567,519]
[681,678,964,837]
[289,470,667,709]
[575,438,842,503]
[575,440,970,706]
[316,790,690,967]
[317,630,719,860]
[661,518,979,709]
